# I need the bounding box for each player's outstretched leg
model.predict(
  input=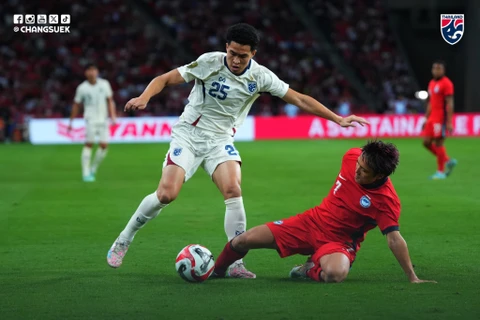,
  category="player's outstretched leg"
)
[91,143,108,178]
[82,144,94,182]
[213,225,277,278]
[213,161,254,278]
[107,165,185,268]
